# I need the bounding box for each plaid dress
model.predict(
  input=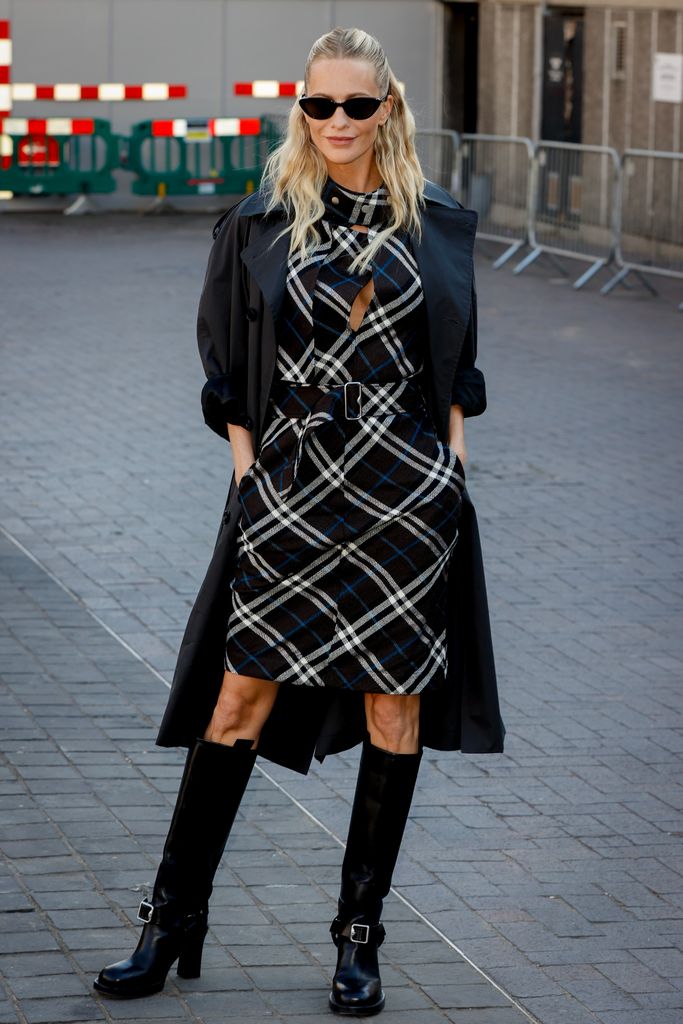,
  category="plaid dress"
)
[224,179,466,695]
